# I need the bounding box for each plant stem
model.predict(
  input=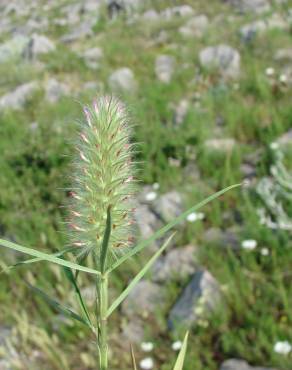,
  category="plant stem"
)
[98,273,108,370]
